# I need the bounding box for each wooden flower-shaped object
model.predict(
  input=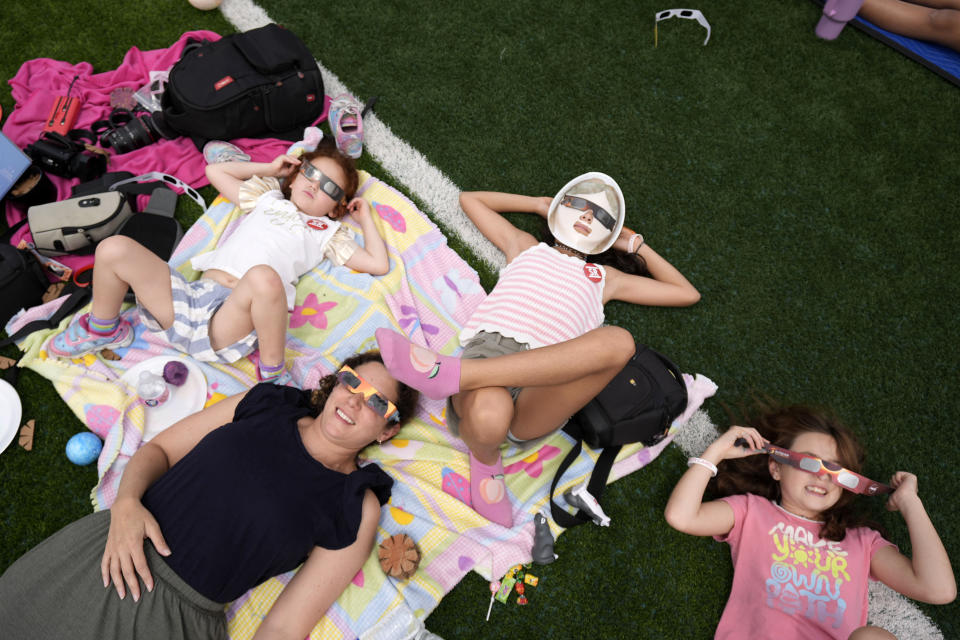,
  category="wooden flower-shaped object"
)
[378,533,421,580]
